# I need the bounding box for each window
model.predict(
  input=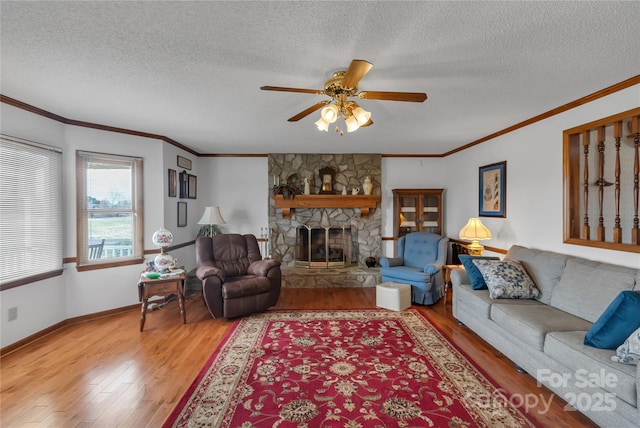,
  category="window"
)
[0,135,63,290]
[76,151,144,270]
